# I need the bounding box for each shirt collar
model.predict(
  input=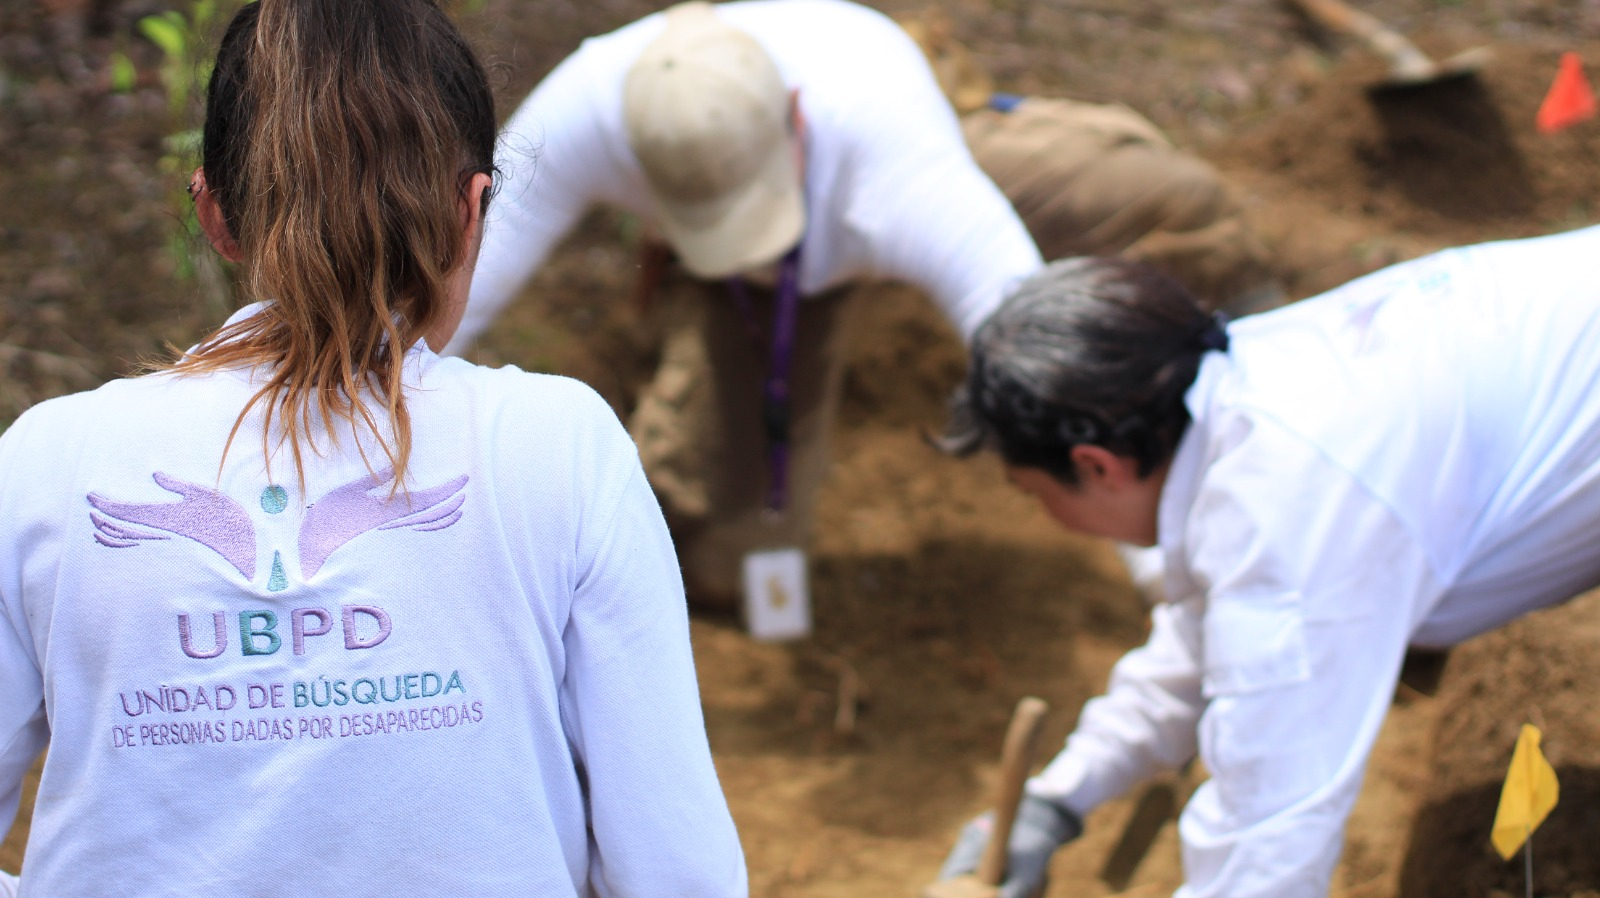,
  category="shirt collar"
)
[1155,352,1230,597]
[190,302,438,372]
